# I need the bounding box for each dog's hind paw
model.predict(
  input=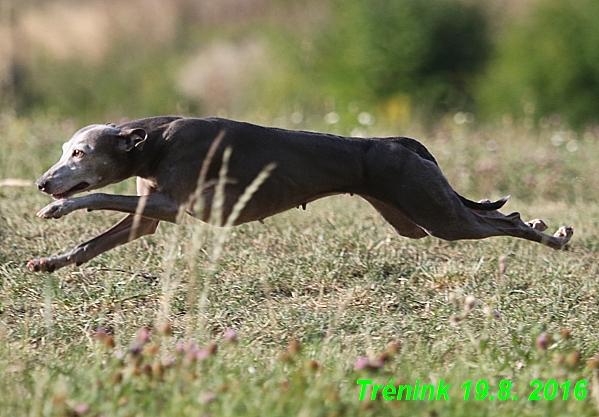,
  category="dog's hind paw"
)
[555,226,574,239]
[525,218,548,231]
[554,226,574,248]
